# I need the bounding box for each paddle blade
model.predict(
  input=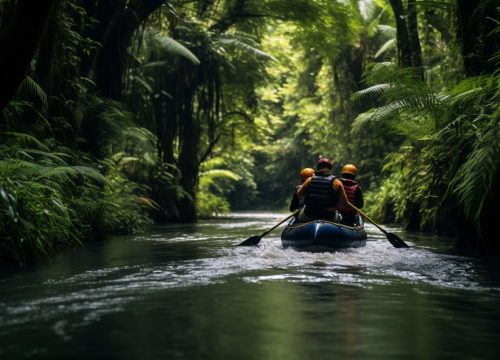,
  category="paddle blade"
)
[238,235,262,246]
[386,232,409,248]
